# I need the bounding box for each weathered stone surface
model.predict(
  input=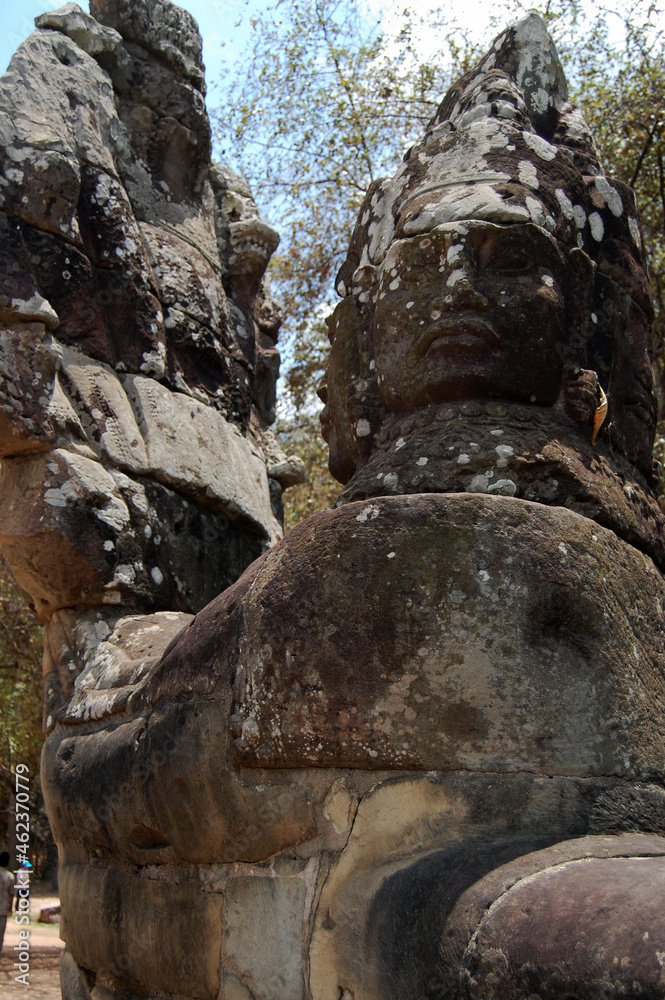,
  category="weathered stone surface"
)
[450,837,665,1000]
[60,948,95,1000]
[0,28,118,236]
[90,0,206,91]
[214,495,665,779]
[0,450,265,618]
[322,11,663,568]
[60,862,224,999]
[42,608,193,727]
[310,784,665,1000]
[0,0,303,629]
[35,4,124,61]
[334,400,665,569]
[122,375,277,536]
[40,492,665,926]
[223,871,308,1000]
